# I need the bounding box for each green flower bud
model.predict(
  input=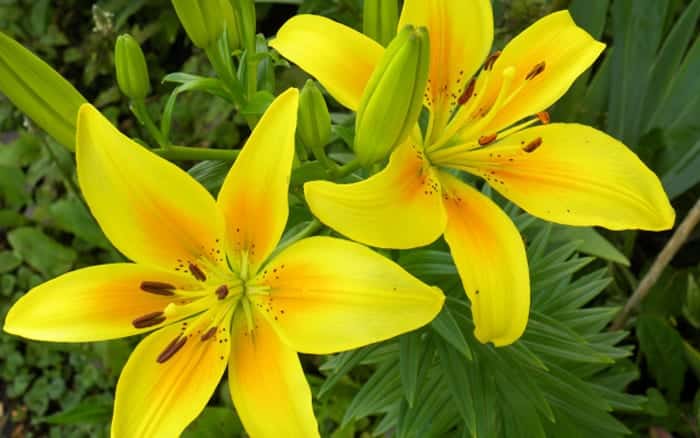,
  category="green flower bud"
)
[171,0,225,49]
[354,25,430,166]
[363,0,399,46]
[221,0,241,51]
[297,80,331,156]
[0,31,86,151]
[683,275,700,328]
[232,0,257,54]
[115,34,151,100]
